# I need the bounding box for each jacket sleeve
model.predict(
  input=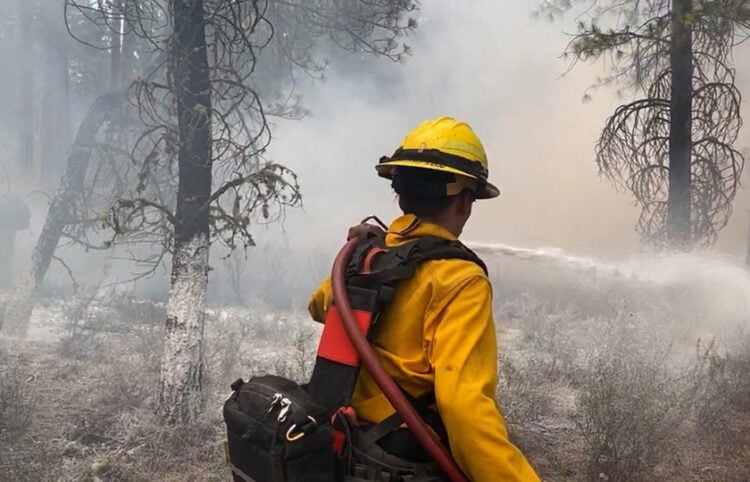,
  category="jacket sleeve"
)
[307,277,333,323]
[428,276,540,482]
